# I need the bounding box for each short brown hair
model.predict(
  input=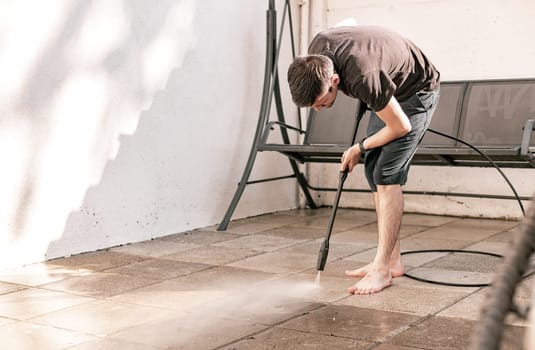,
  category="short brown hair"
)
[287,54,334,107]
